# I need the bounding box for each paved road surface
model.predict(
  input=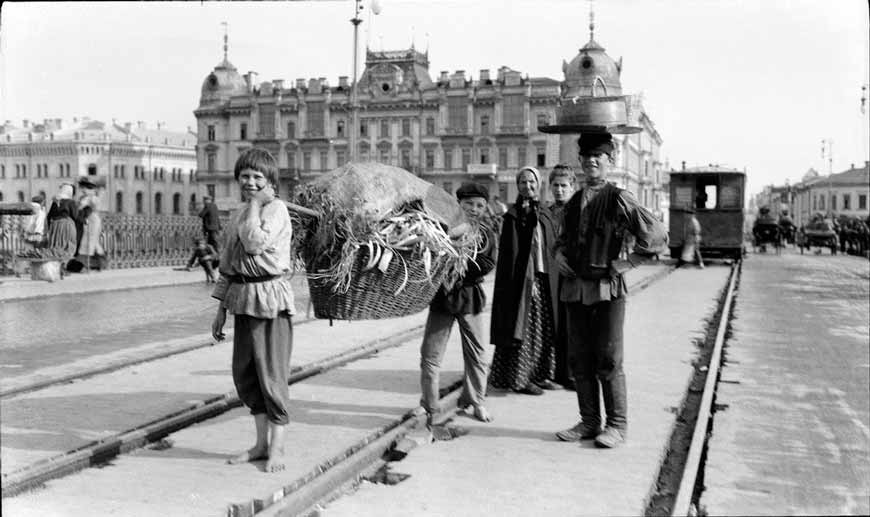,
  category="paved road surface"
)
[703,249,870,515]
[0,276,310,377]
